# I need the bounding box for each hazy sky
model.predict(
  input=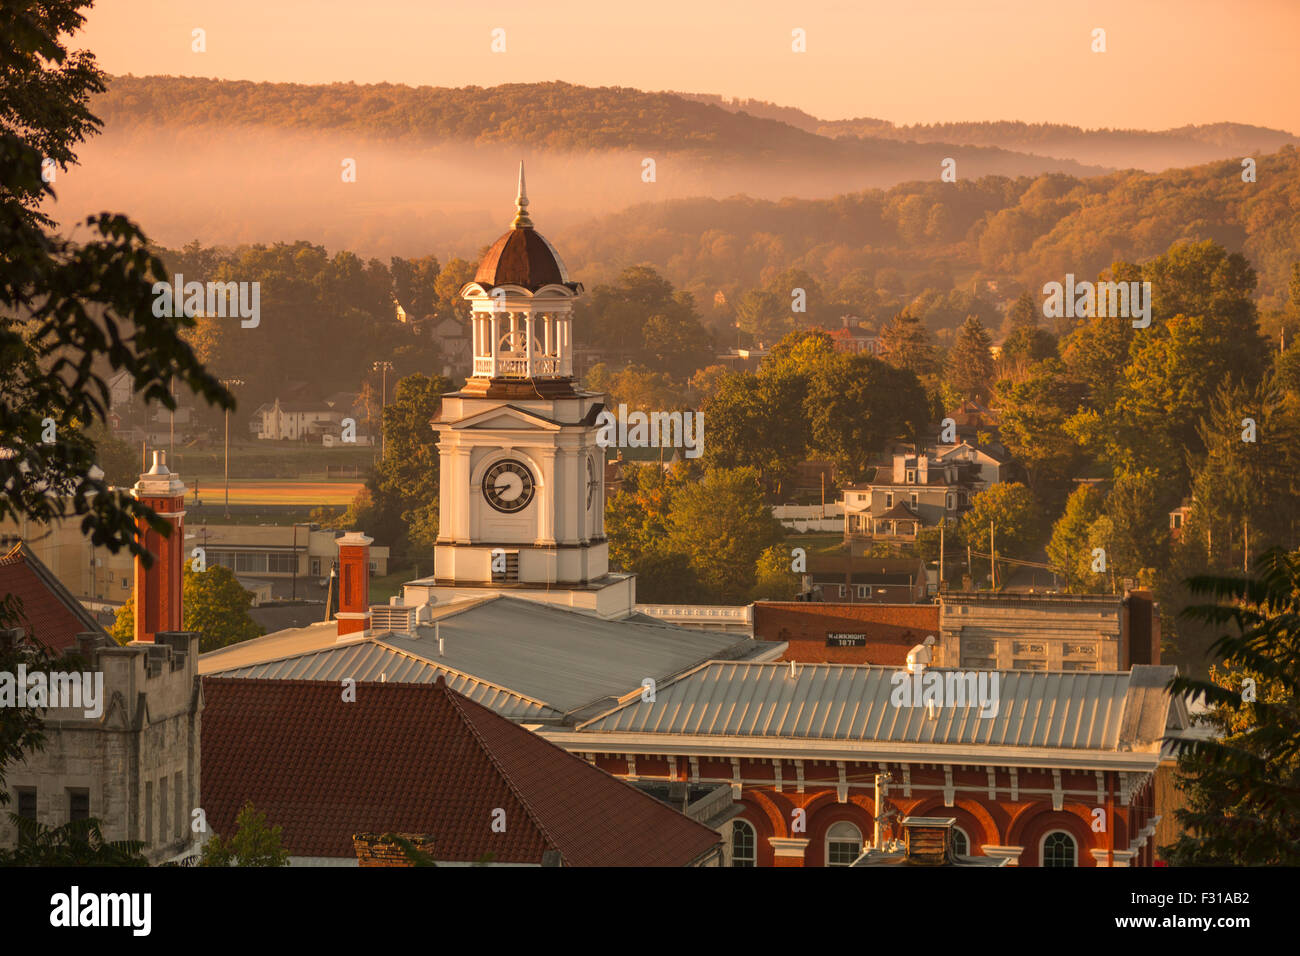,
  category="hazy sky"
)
[83,0,1298,132]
